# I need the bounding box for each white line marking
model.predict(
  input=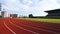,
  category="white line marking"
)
[10,20,60,34]
[4,22,16,34]
[18,23,60,34]
[9,21,39,34]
